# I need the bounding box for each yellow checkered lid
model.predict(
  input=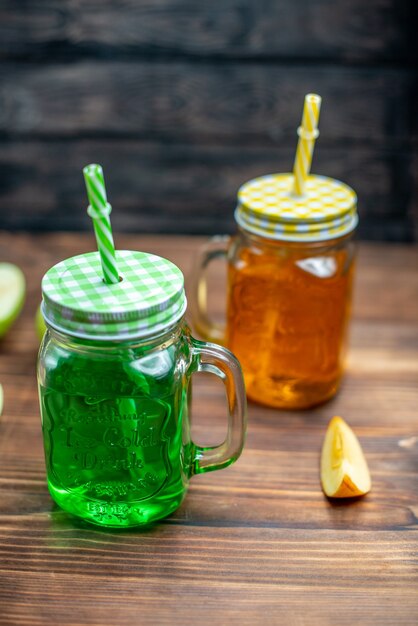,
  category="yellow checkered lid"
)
[235,173,358,242]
